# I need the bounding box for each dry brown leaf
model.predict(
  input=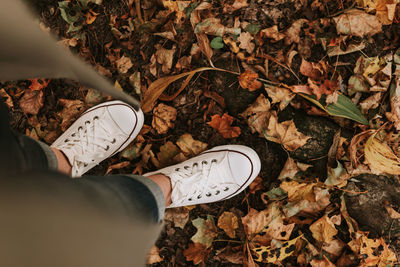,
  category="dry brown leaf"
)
[155,141,181,168]
[176,133,208,157]
[249,176,264,194]
[56,99,85,131]
[163,0,191,24]
[360,92,382,114]
[238,32,255,54]
[164,207,190,229]
[116,55,133,74]
[0,88,13,109]
[141,67,214,113]
[364,132,400,175]
[280,180,315,202]
[19,89,44,115]
[195,18,240,36]
[265,86,295,110]
[241,208,269,237]
[152,103,177,134]
[240,94,271,134]
[310,256,336,267]
[333,9,382,37]
[285,19,309,44]
[217,211,239,238]
[238,70,262,91]
[207,113,241,138]
[191,215,218,248]
[29,78,50,91]
[105,161,130,174]
[385,204,400,219]
[309,215,338,243]
[190,2,214,63]
[215,246,243,264]
[322,238,345,258]
[299,59,325,81]
[146,245,163,264]
[223,0,248,13]
[153,44,177,74]
[183,243,211,265]
[265,112,310,151]
[260,25,285,42]
[278,157,311,179]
